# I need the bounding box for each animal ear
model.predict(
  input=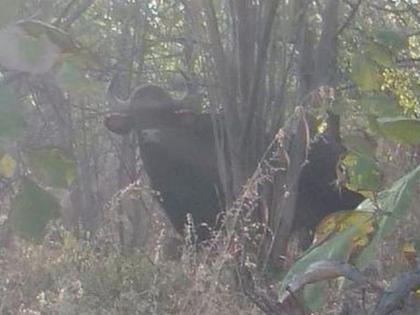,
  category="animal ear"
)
[104,113,133,135]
